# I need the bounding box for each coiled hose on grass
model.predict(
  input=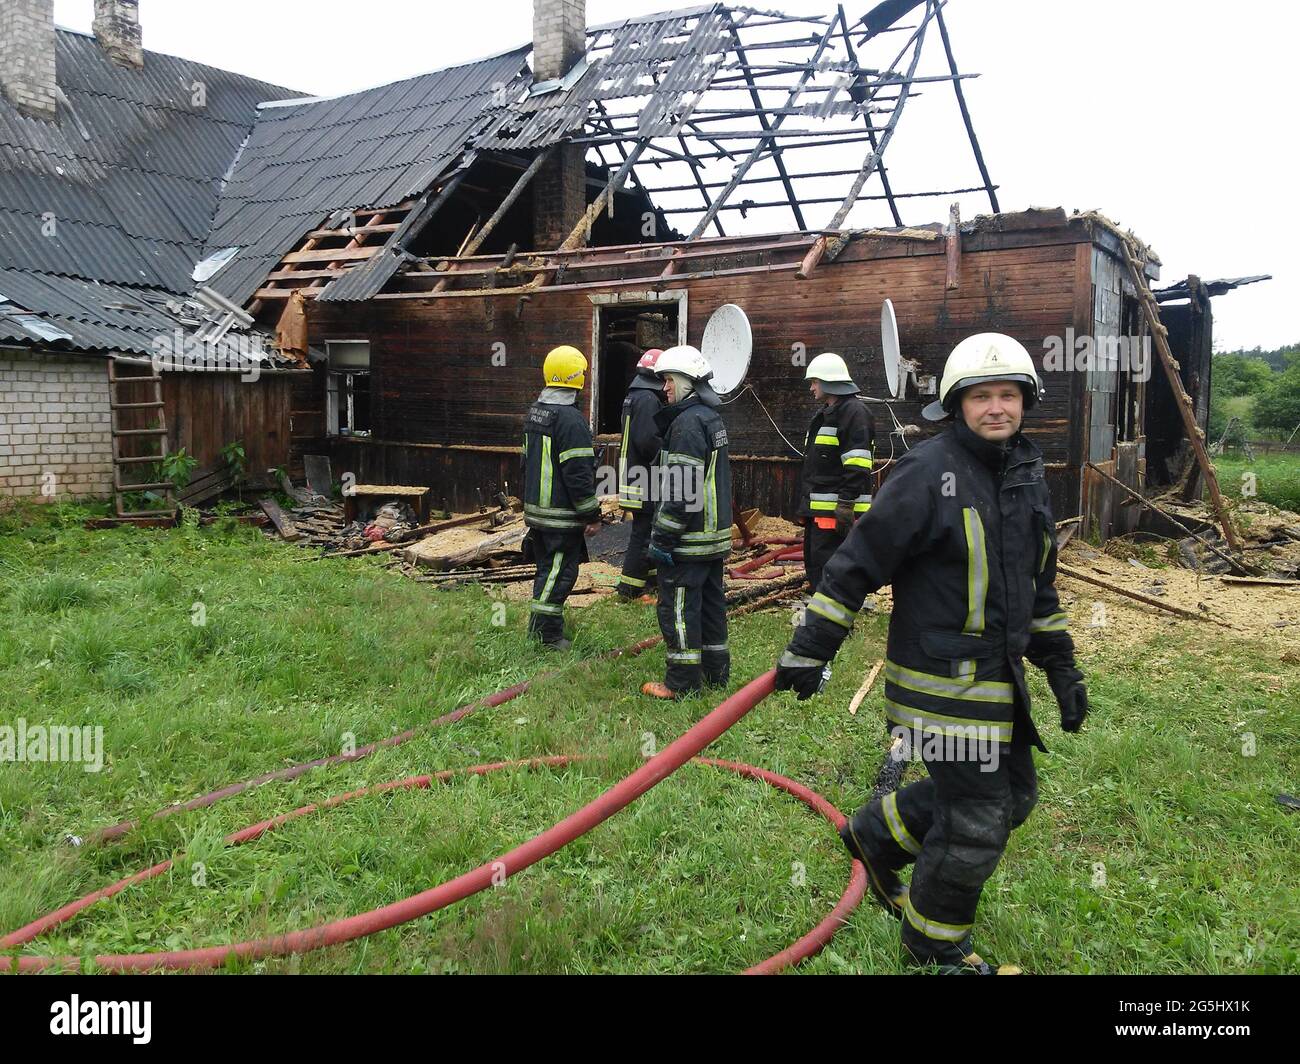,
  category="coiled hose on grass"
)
[4,672,867,974]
